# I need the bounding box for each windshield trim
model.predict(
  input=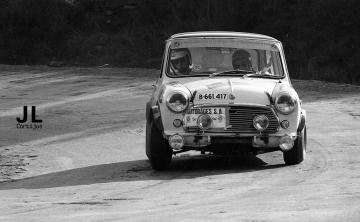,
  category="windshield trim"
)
[164,45,286,79]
